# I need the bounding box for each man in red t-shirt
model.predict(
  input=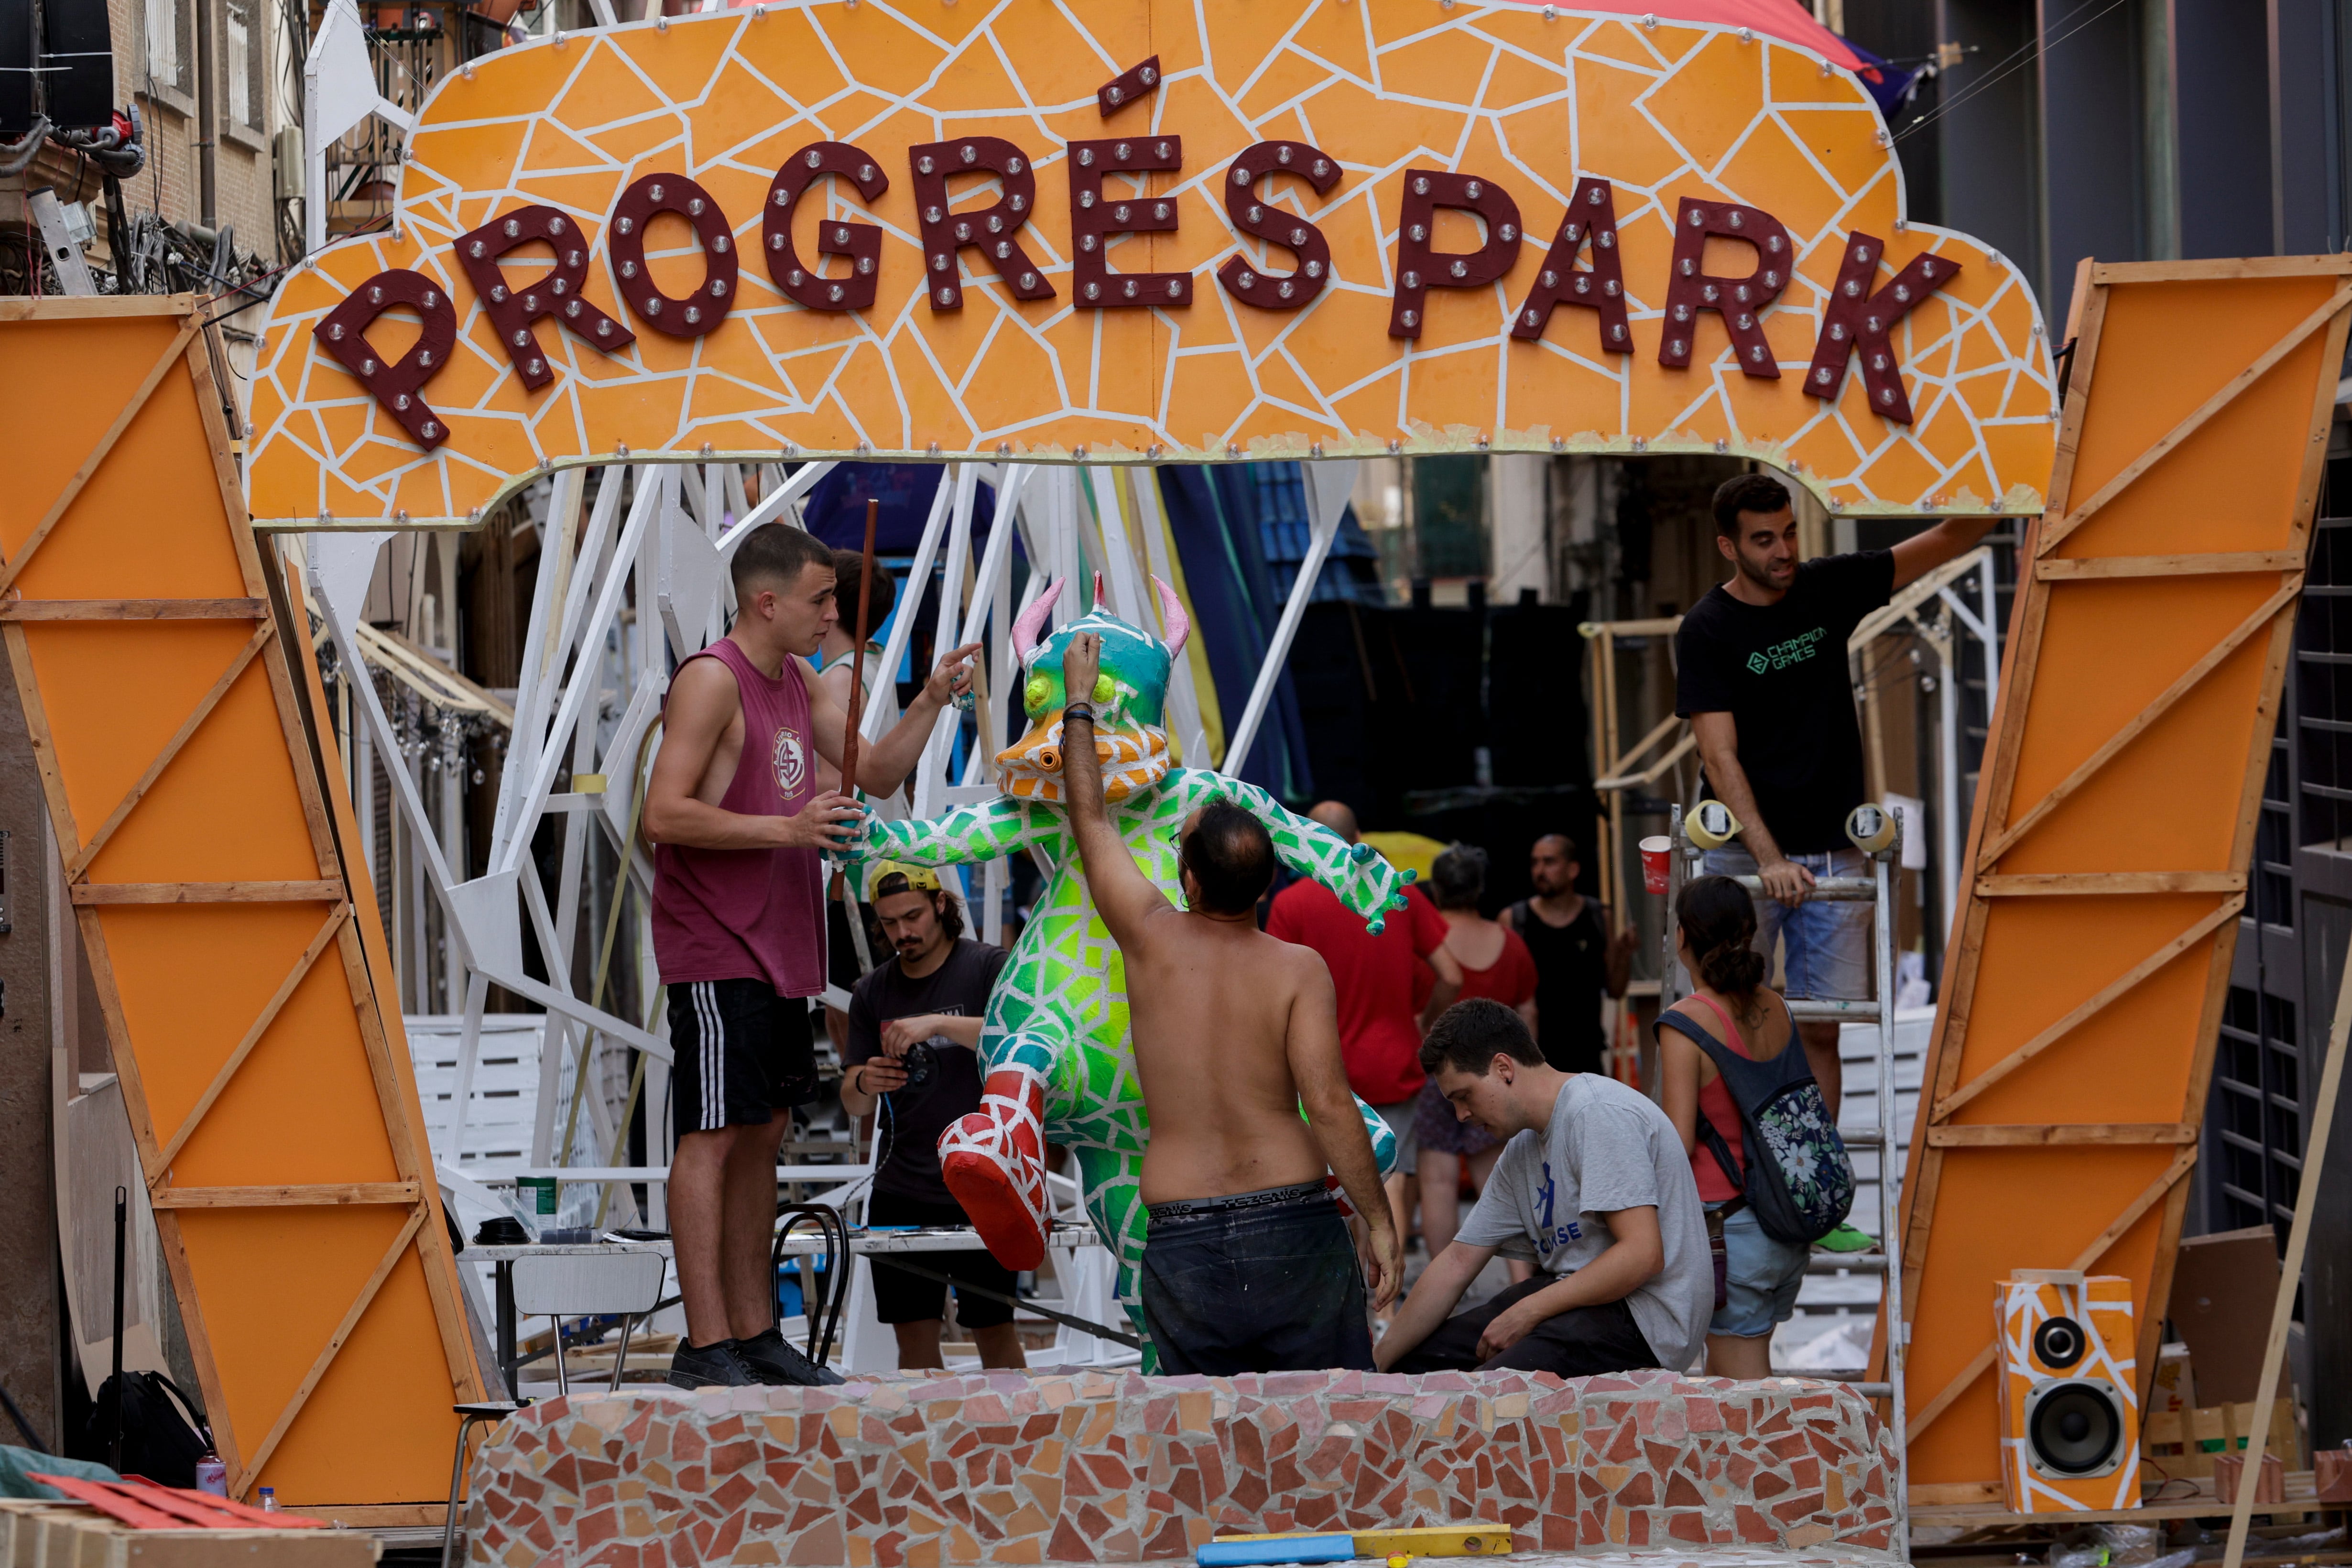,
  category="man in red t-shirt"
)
[1266,801,1462,1249]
